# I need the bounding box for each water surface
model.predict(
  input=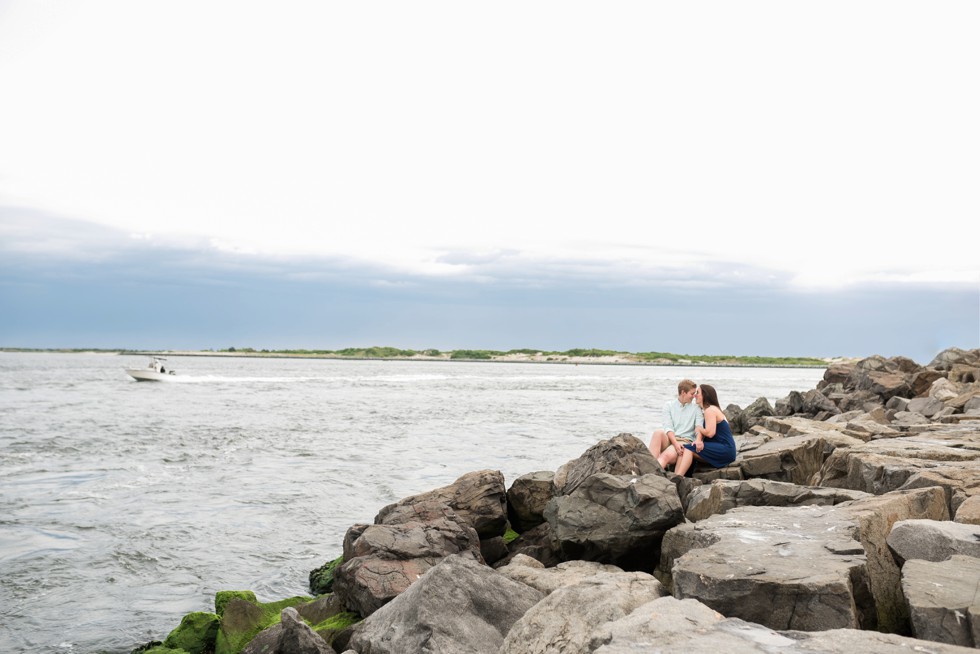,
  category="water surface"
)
[0,352,825,653]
